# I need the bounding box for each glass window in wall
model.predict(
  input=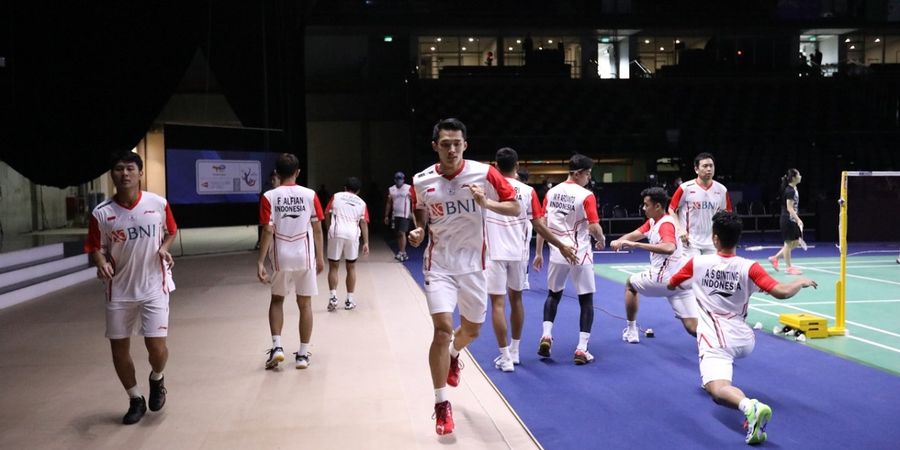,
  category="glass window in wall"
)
[526,35,581,78]
[417,36,497,79]
[506,37,526,67]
